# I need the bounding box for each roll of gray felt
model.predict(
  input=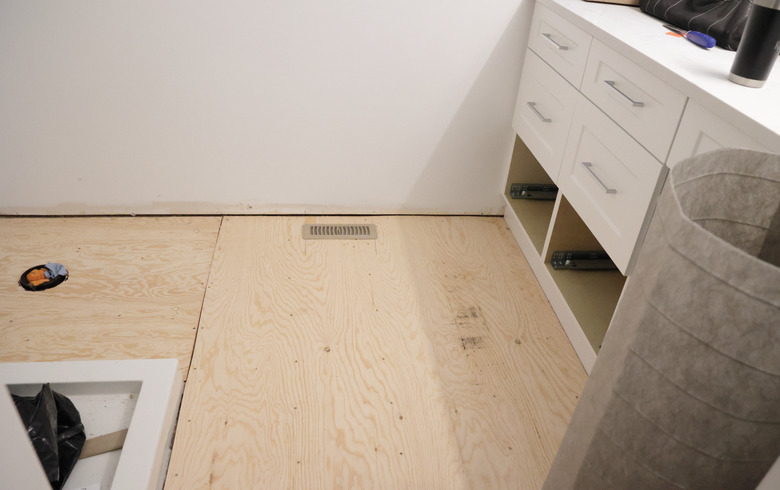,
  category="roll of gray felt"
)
[544,148,780,489]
